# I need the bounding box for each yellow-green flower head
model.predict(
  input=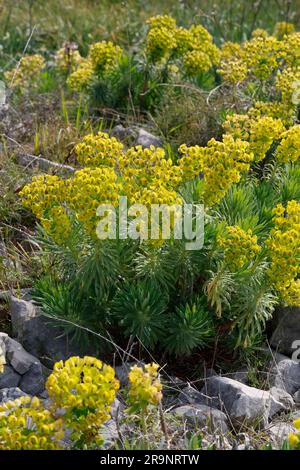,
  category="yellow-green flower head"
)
[55,45,82,74]
[20,174,68,219]
[0,396,64,450]
[41,206,72,245]
[183,49,212,76]
[4,54,45,91]
[218,225,261,271]
[218,42,247,83]
[46,356,119,436]
[67,167,121,236]
[282,32,300,66]
[276,66,300,102]
[248,116,285,161]
[146,26,177,62]
[189,24,212,47]
[119,145,182,200]
[67,58,94,90]
[89,41,122,74]
[243,36,282,80]
[267,200,300,306]
[179,135,254,207]
[75,131,124,168]
[273,21,295,40]
[276,125,300,163]
[128,363,162,410]
[146,15,177,30]
[251,28,269,39]
[251,101,296,127]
